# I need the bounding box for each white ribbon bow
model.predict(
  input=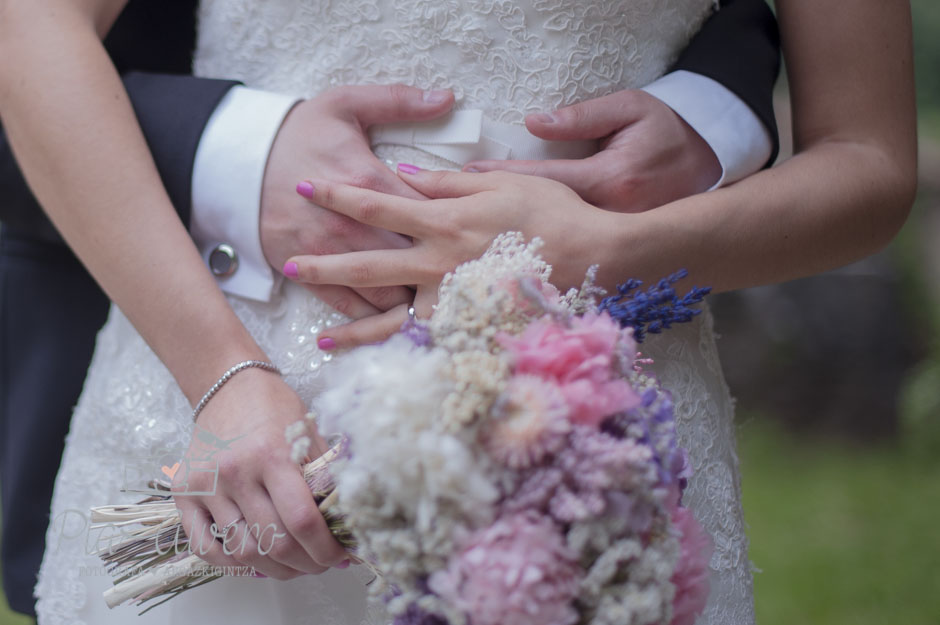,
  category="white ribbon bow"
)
[370,109,597,166]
